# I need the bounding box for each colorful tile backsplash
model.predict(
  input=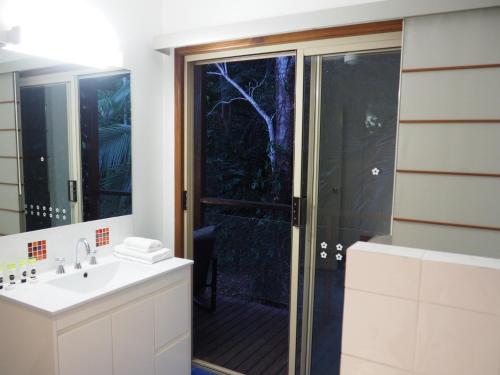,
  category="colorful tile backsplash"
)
[28,240,47,261]
[96,227,110,247]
